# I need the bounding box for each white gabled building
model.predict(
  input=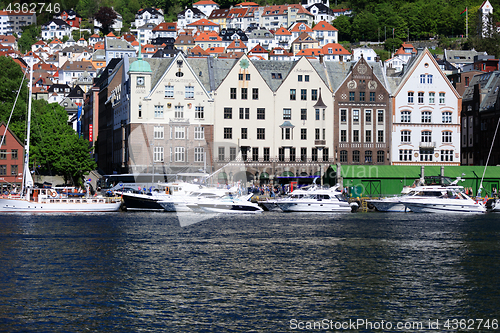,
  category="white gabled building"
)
[389,48,461,166]
[132,8,164,29]
[41,19,72,40]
